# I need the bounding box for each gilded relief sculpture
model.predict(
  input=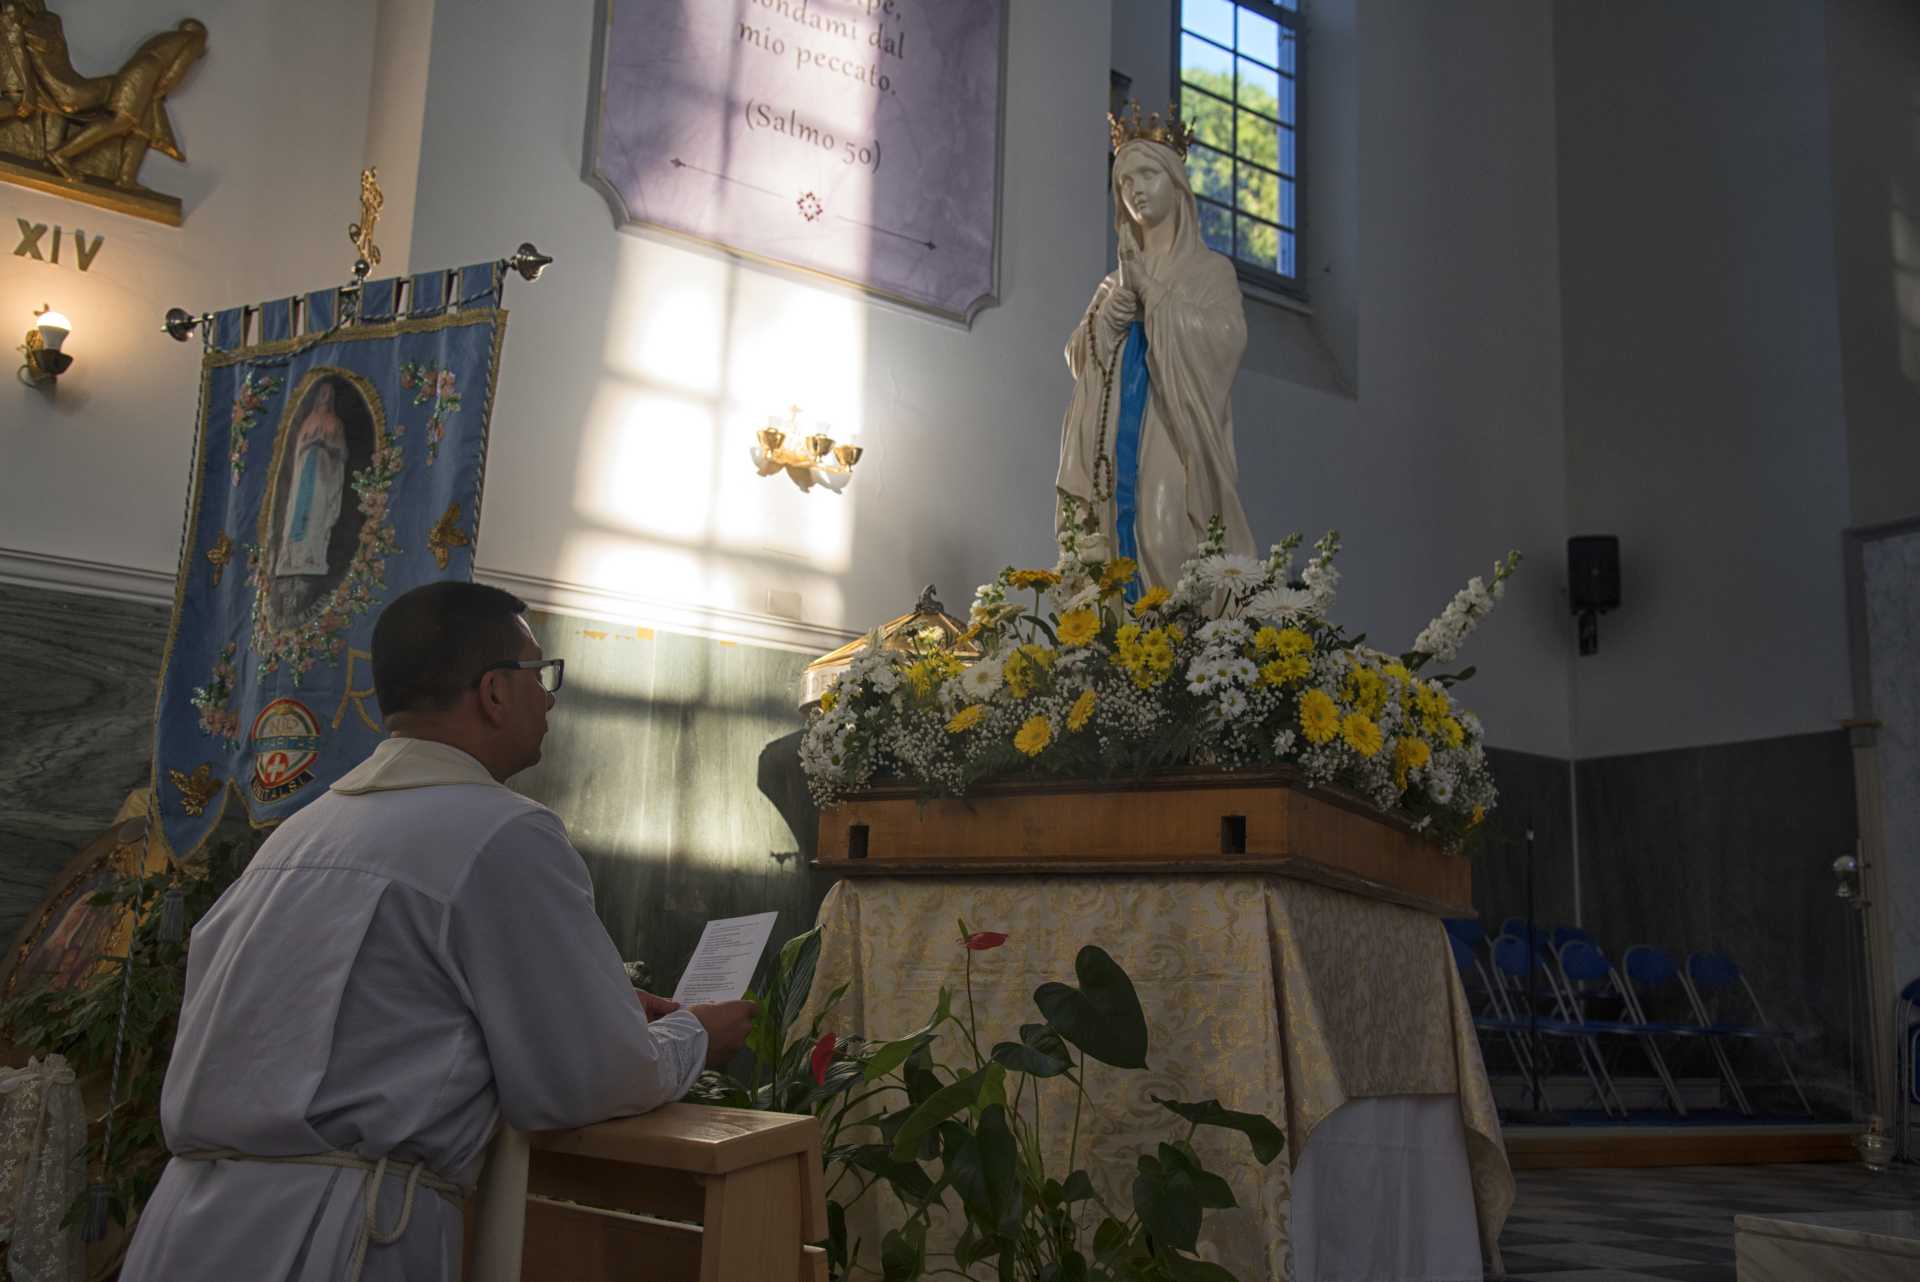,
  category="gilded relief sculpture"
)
[0,2,208,225]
